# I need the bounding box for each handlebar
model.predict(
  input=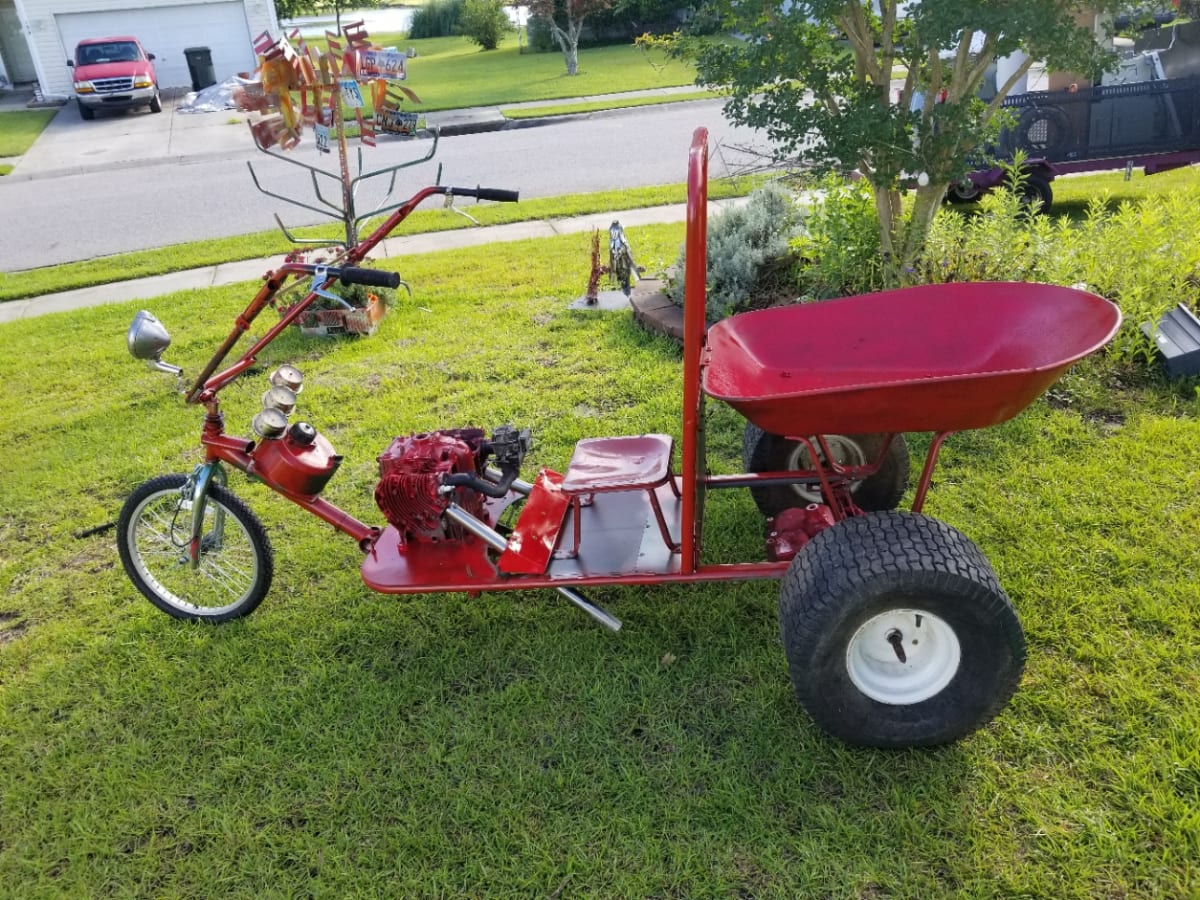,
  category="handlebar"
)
[448,185,520,203]
[338,266,402,289]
